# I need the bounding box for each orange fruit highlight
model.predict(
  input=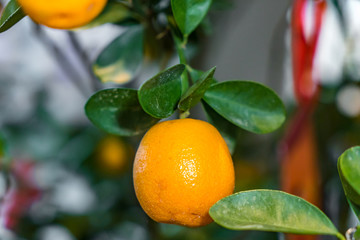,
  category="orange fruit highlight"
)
[17,0,107,29]
[133,118,235,227]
